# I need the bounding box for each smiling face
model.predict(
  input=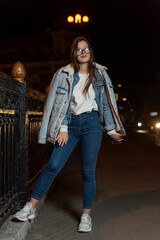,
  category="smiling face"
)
[76,40,91,64]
